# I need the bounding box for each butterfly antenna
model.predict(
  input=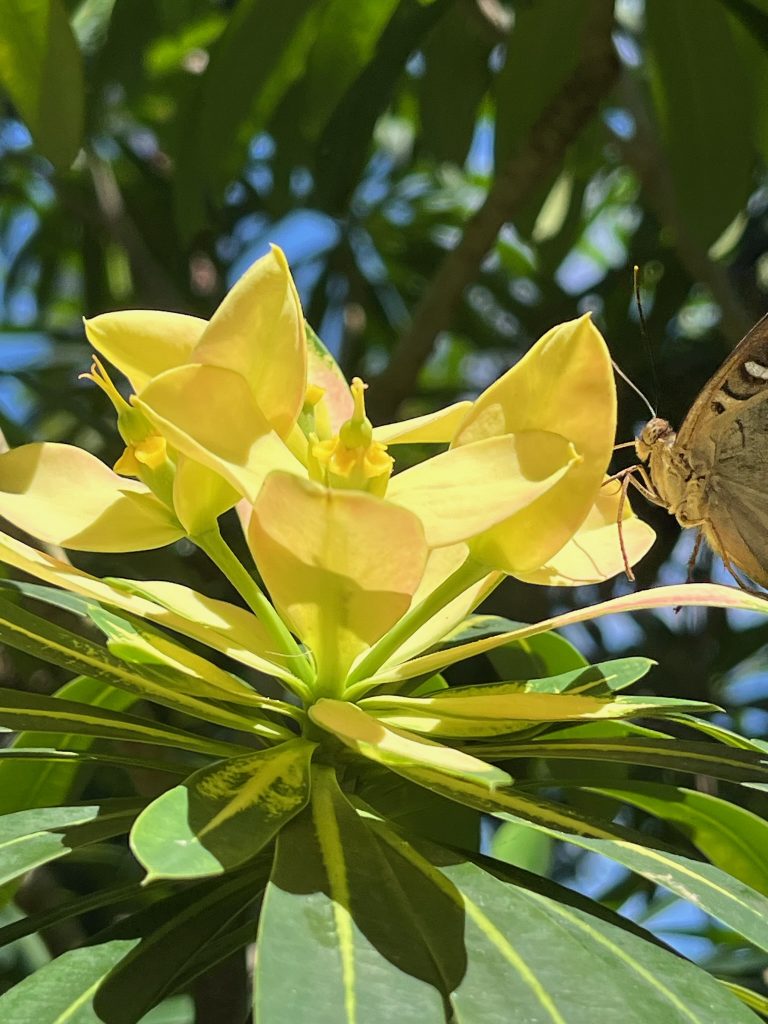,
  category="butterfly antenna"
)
[612,357,657,419]
[633,263,661,413]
